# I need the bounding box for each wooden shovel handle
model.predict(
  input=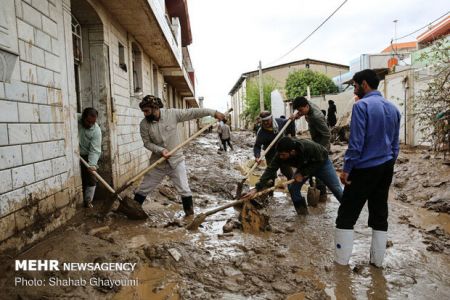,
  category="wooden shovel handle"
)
[117,108,233,193]
[80,157,118,196]
[245,118,293,179]
[203,179,295,217]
